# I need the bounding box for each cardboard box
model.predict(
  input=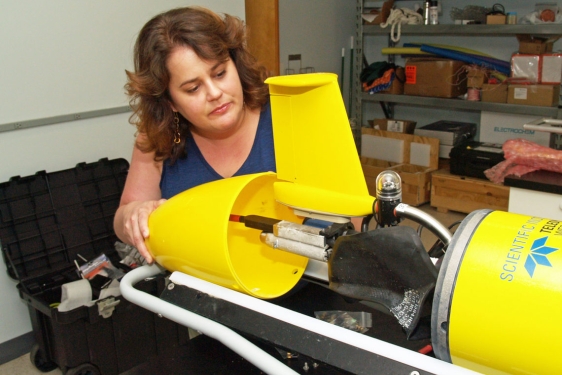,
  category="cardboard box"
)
[368,118,416,134]
[481,83,508,103]
[511,54,541,83]
[362,0,394,25]
[361,128,439,206]
[431,169,509,214]
[507,84,560,107]
[478,111,551,147]
[486,14,506,24]
[517,34,555,54]
[440,145,454,159]
[414,120,477,146]
[541,53,562,84]
[467,69,487,88]
[404,58,467,98]
[379,67,405,95]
